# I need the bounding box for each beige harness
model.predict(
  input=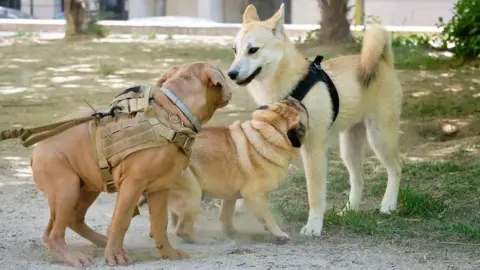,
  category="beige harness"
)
[0,84,197,194]
[90,85,196,193]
